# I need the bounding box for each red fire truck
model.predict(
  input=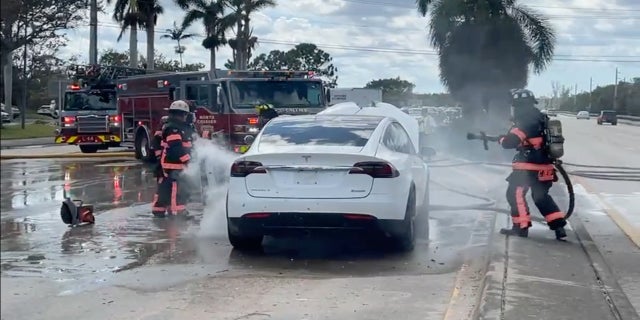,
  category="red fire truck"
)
[57,67,329,161]
[116,69,330,162]
[54,65,150,153]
